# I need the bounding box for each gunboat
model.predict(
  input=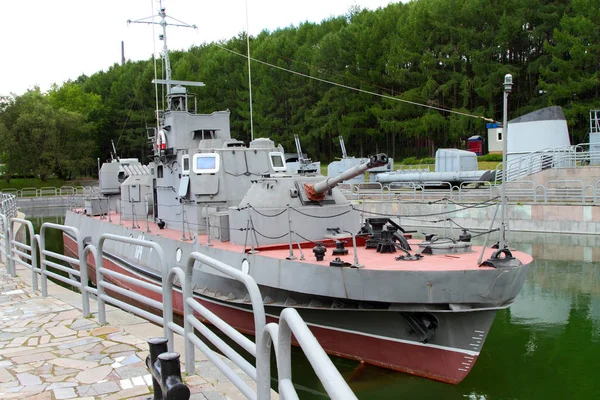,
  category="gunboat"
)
[63,5,532,385]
